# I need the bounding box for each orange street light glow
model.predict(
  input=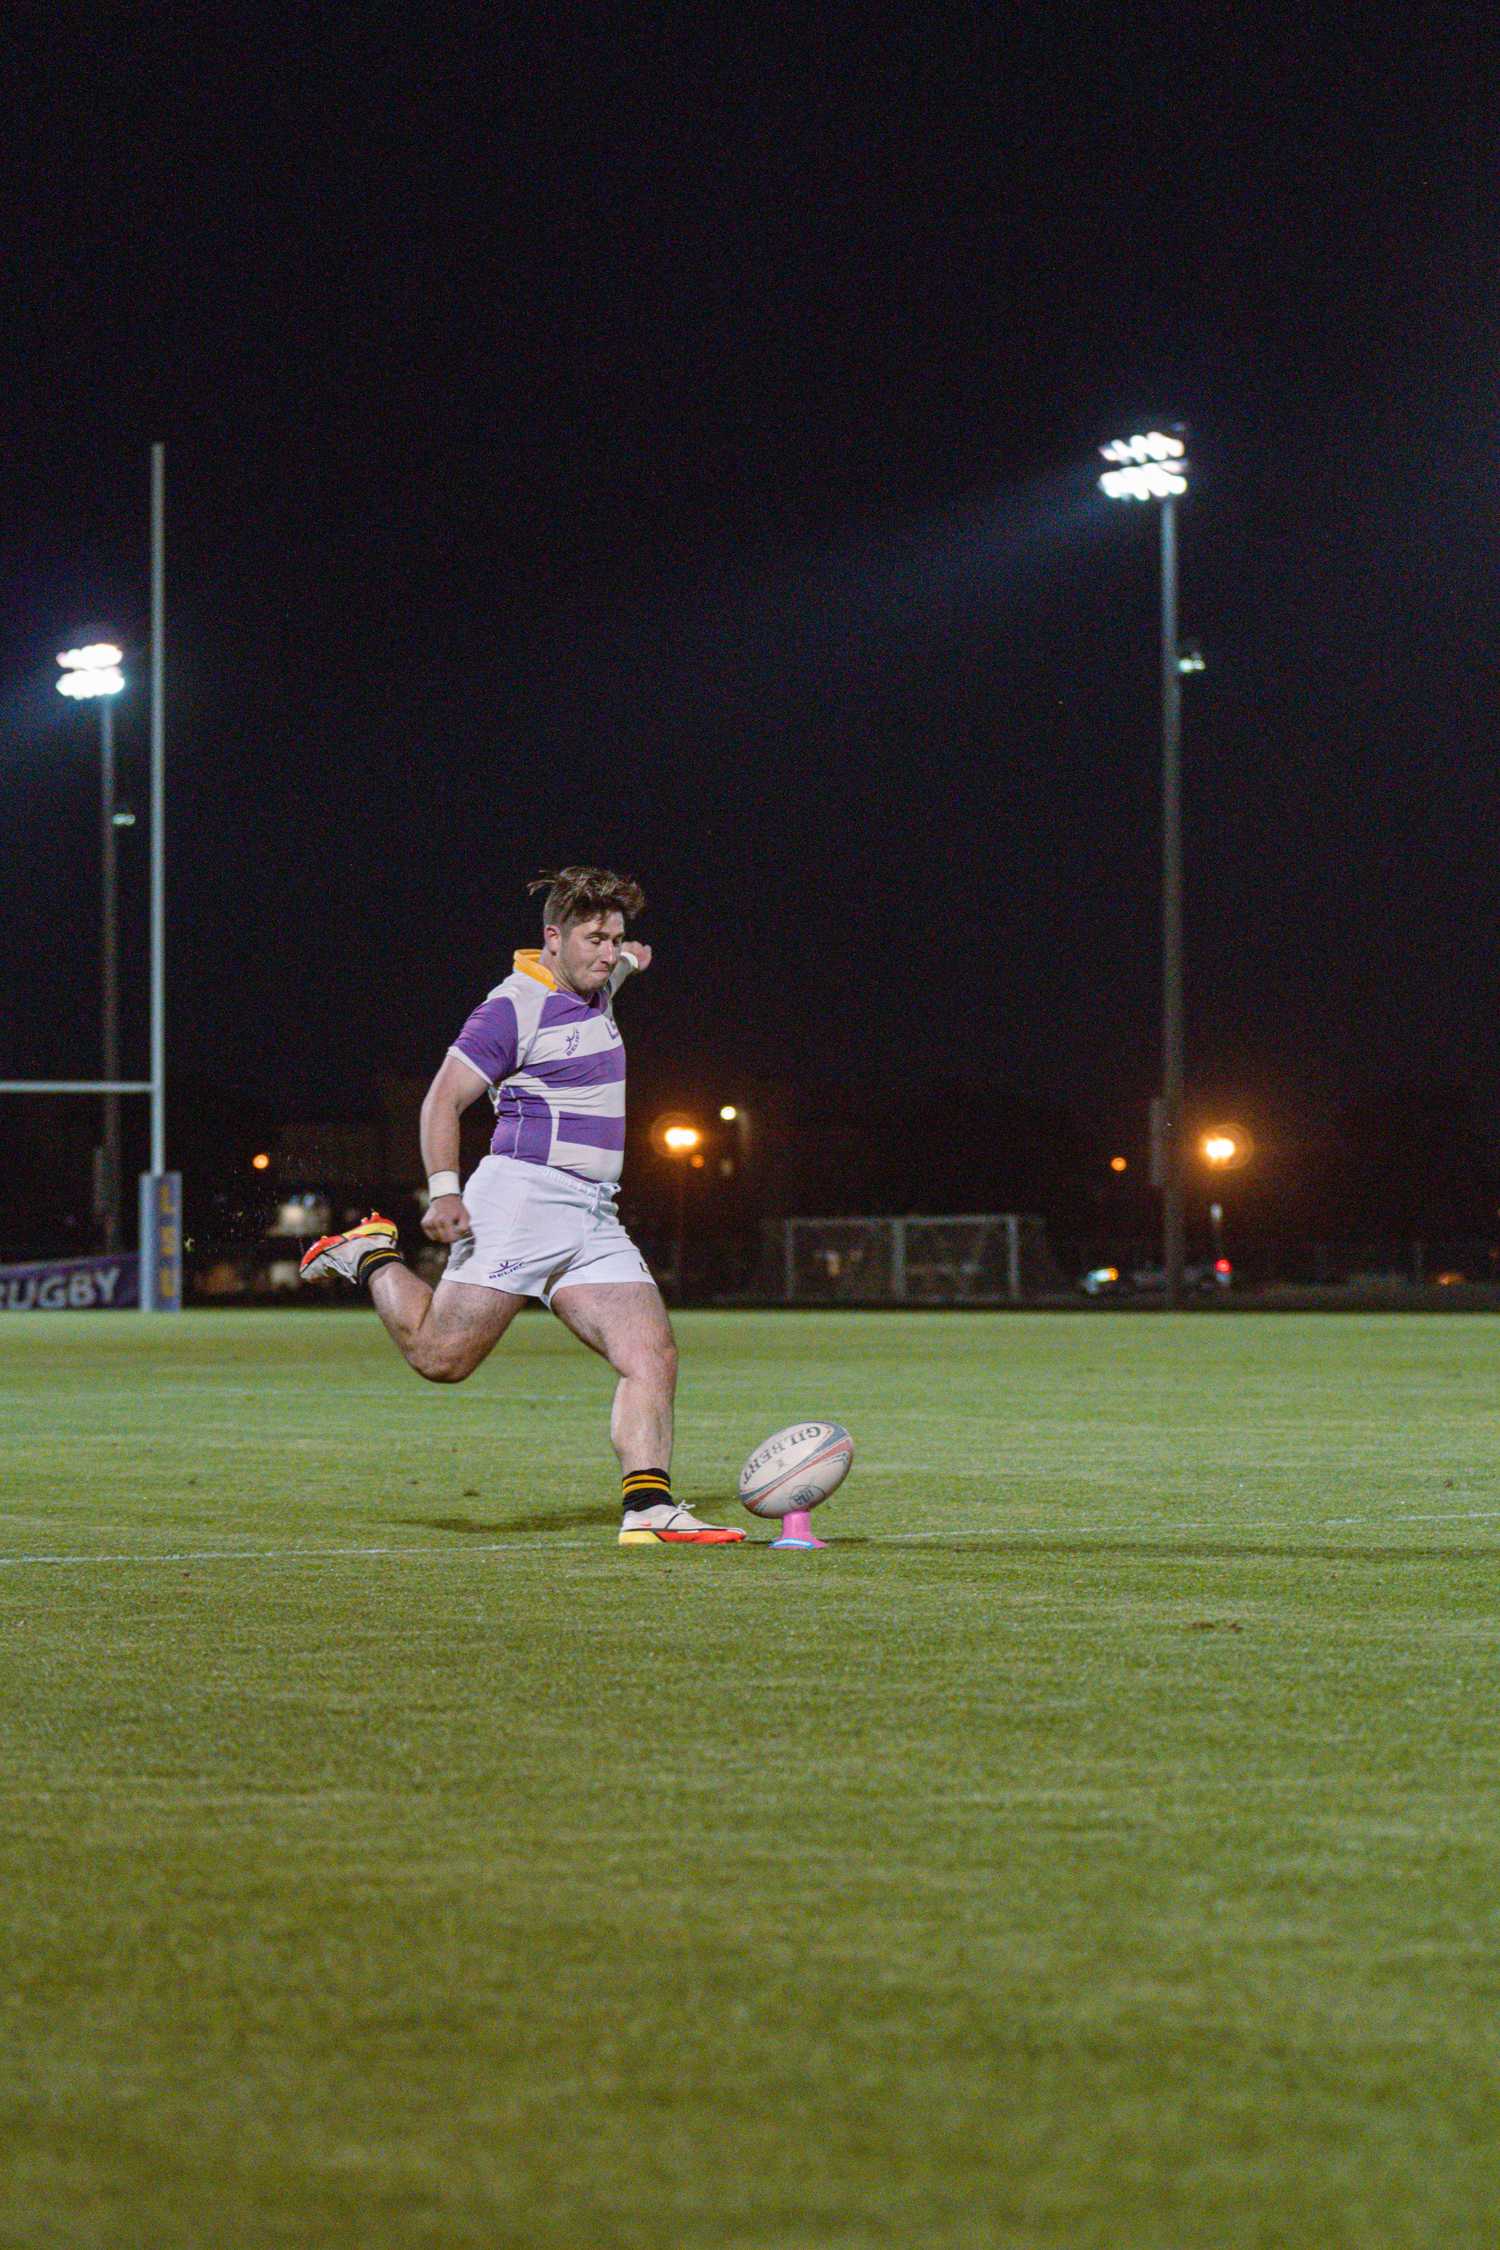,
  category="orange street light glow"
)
[1109,1155,1128,1173]
[663,1125,701,1154]
[719,1105,738,1122]
[251,1152,271,1171]
[1202,1134,1238,1165]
